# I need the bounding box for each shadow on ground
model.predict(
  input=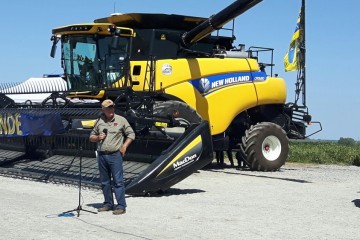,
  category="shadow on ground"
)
[202,162,312,183]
